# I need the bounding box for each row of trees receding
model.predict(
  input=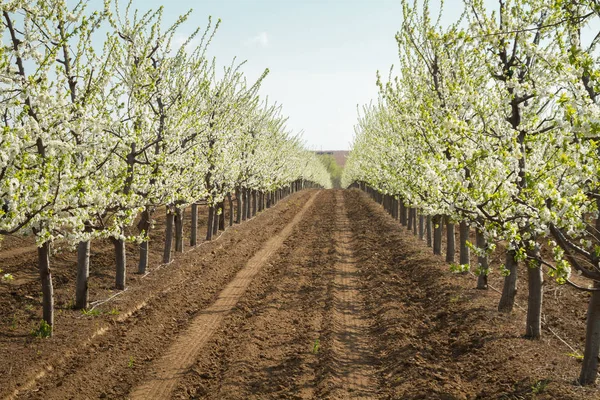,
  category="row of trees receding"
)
[342,0,600,385]
[0,0,331,335]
